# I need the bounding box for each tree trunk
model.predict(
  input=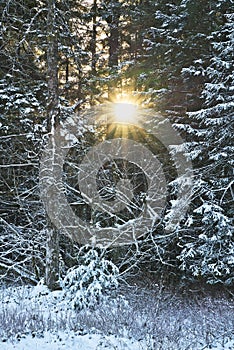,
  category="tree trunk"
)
[91,0,97,74]
[45,0,60,291]
[106,0,120,99]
